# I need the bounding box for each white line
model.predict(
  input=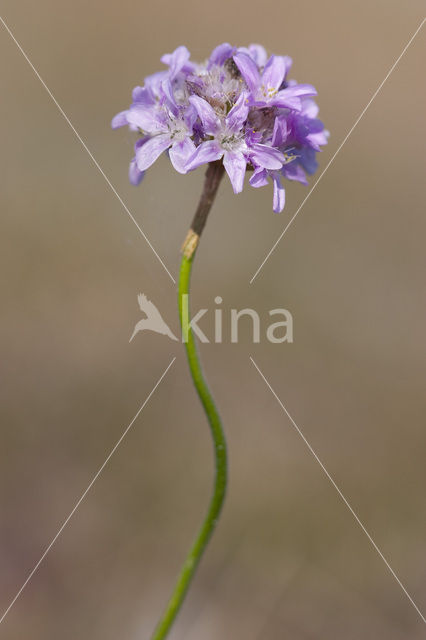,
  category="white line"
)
[250,18,425,284]
[0,357,176,624]
[249,356,426,624]
[0,16,176,284]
